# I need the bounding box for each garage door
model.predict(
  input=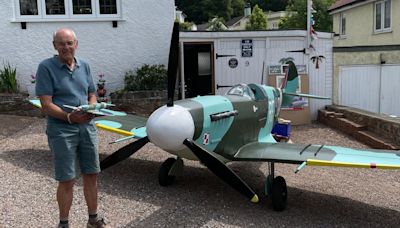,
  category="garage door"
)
[339,65,400,116]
